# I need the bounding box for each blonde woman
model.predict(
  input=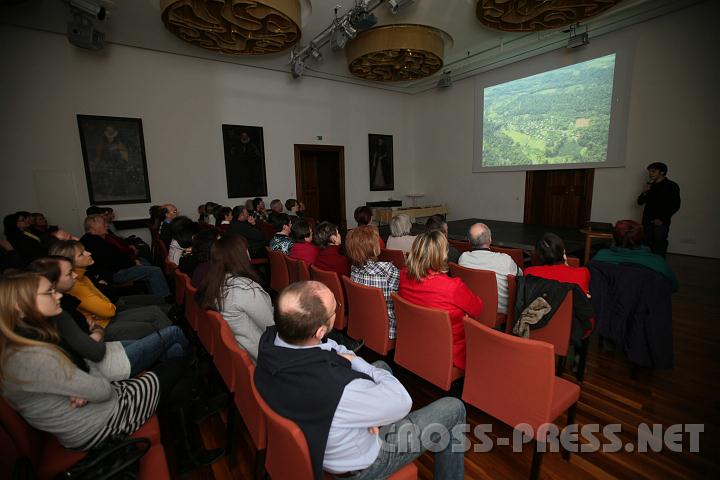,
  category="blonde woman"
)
[398,230,483,370]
